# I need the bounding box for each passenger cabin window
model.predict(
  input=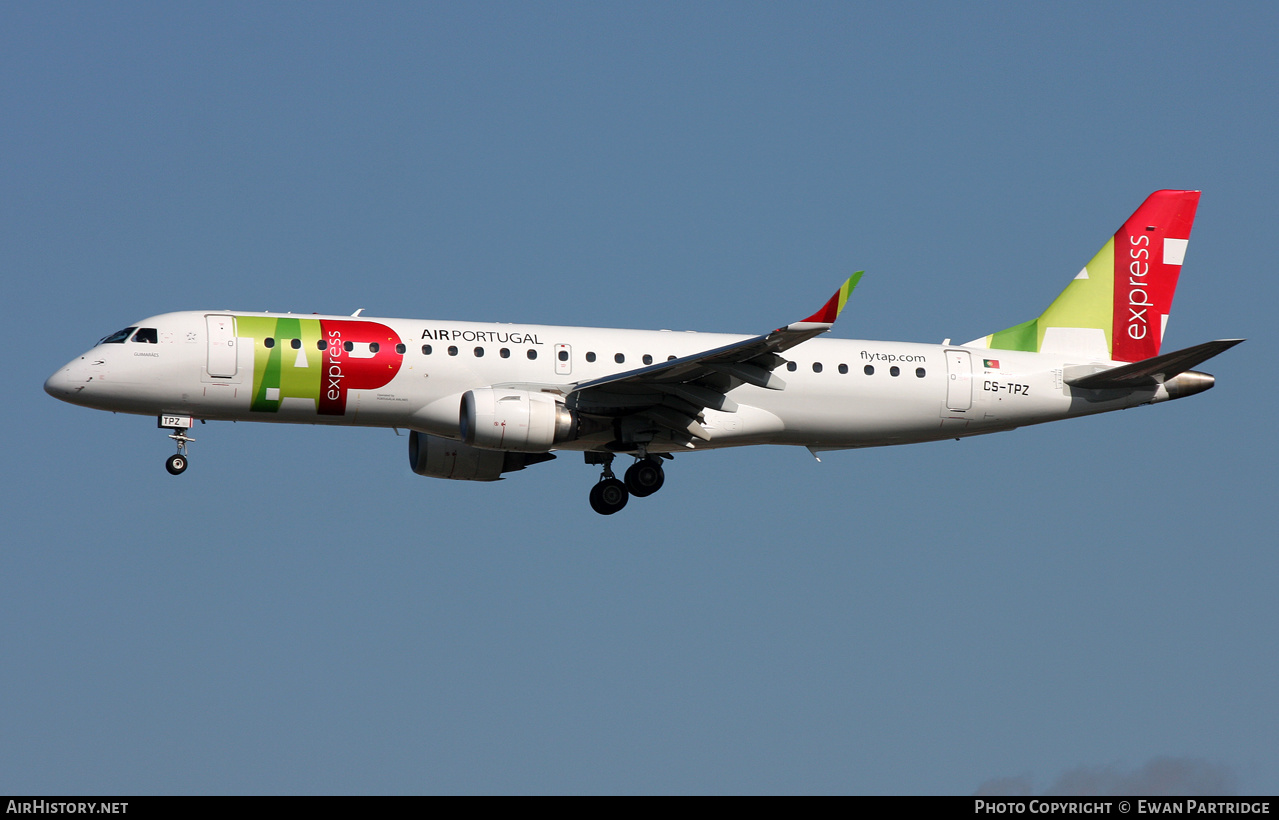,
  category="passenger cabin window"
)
[422,344,433,355]
[132,328,158,343]
[448,346,459,356]
[838,364,848,374]
[642,354,653,365]
[527,349,537,360]
[395,344,406,354]
[100,327,136,345]
[474,347,484,357]
[369,342,380,353]
[586,352,596,362]
[291,338,302,350]
[500,348,510,358]
[890,366,900,377]
[343,341,353,352]
[812,362,823,373]
[786,361,797,372]
[264,338,275,349]
[864,365,874,375]
[558,350,569,362]
[614,353,625,364]
[916,367,926,378]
